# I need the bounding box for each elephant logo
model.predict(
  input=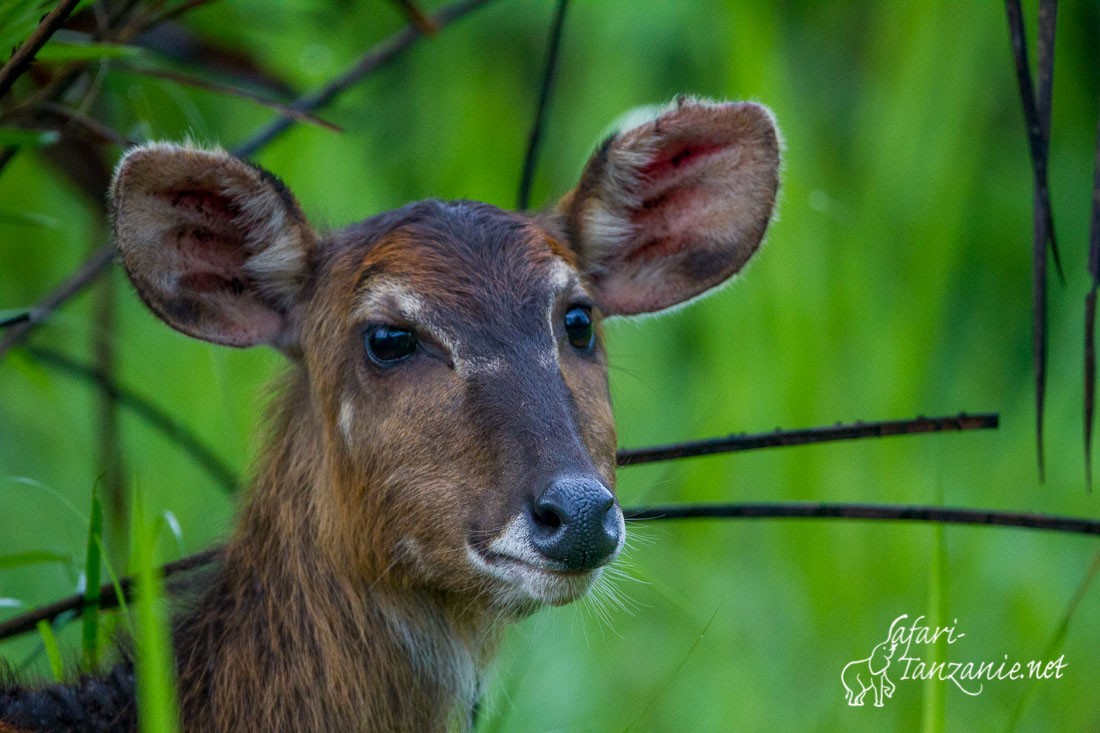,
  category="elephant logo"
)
[842,638,898,707]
